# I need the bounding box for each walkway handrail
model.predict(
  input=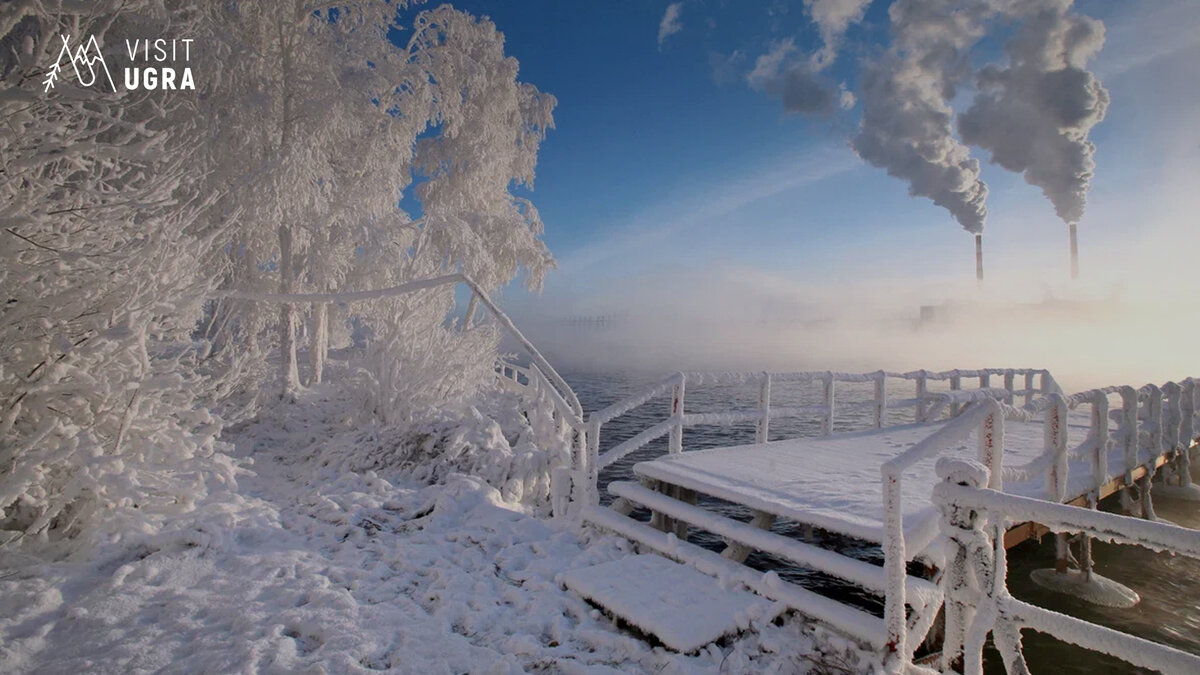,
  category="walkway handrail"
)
[879,397,1006,670]
[578,365,1198,669]
[217,272,583,421]
[585,368,1049,481]
[932,459,1200,675]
